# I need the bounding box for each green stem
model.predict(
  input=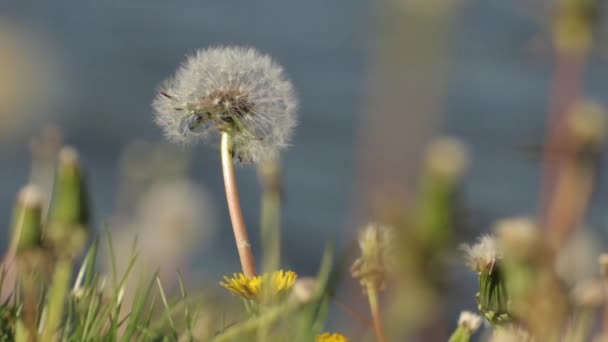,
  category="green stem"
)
[259,159,282,273]
[41,259,72,342]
